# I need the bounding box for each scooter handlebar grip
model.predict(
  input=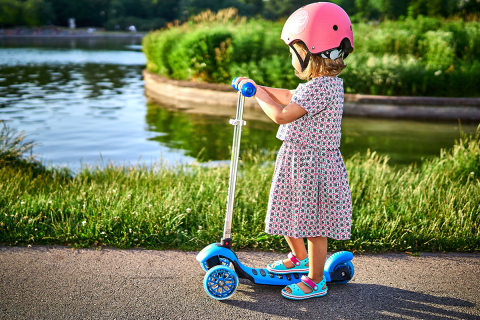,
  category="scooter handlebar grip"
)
[231,78,256,97]
[241,82,256,97]
[231,77,239,90]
